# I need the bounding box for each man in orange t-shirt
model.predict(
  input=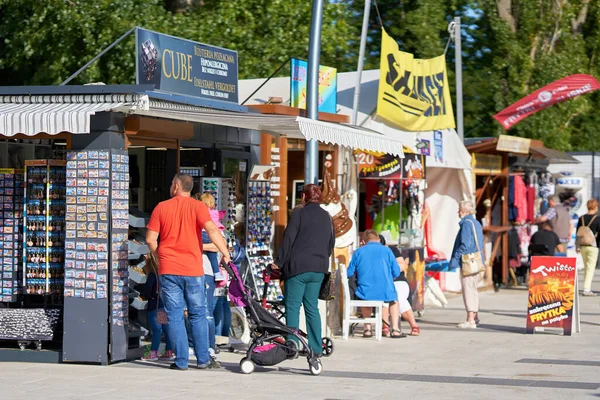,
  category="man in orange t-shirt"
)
[146,173,230,370]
